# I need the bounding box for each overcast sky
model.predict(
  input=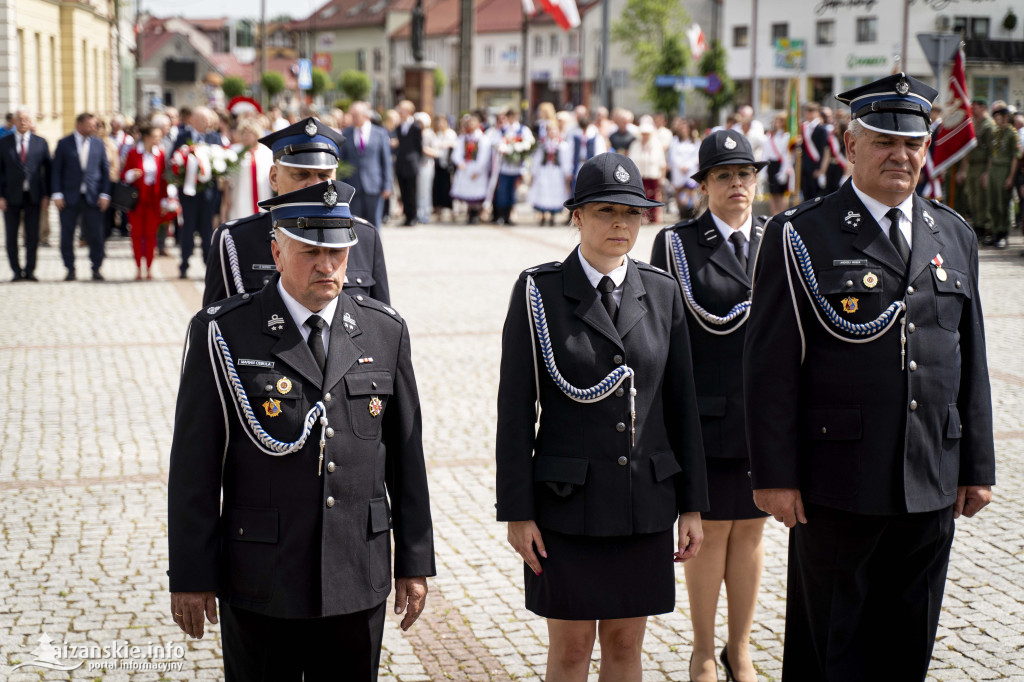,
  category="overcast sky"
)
[141,0,318,22]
